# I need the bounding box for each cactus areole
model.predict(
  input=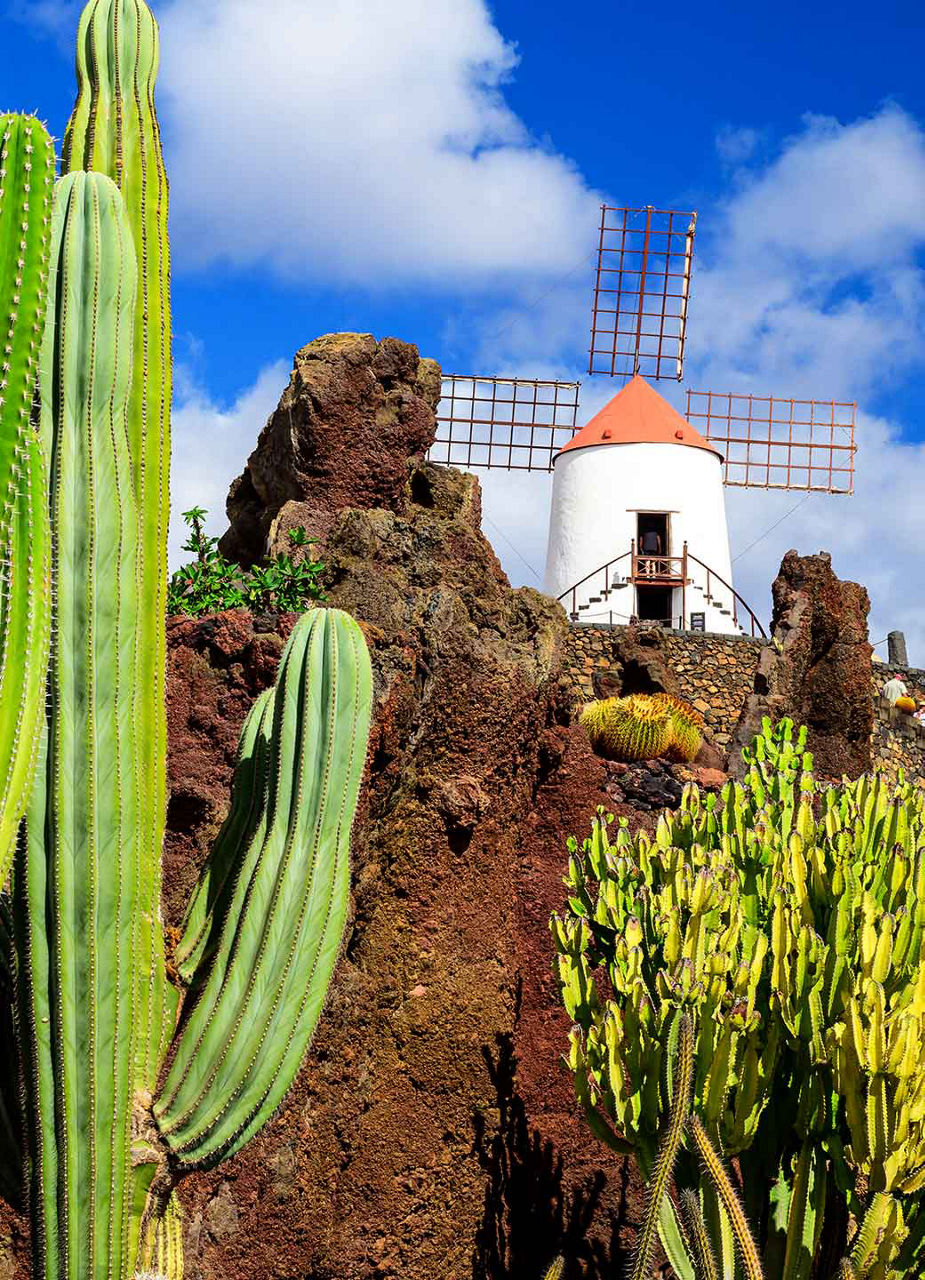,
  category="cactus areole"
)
[0,5,375,1279]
